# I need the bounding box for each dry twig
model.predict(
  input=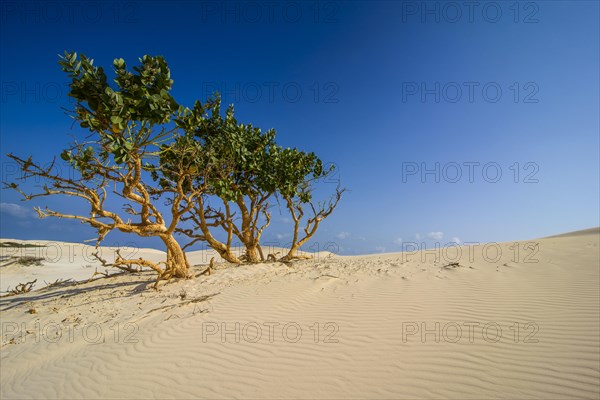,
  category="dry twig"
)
[9,279,37,295]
